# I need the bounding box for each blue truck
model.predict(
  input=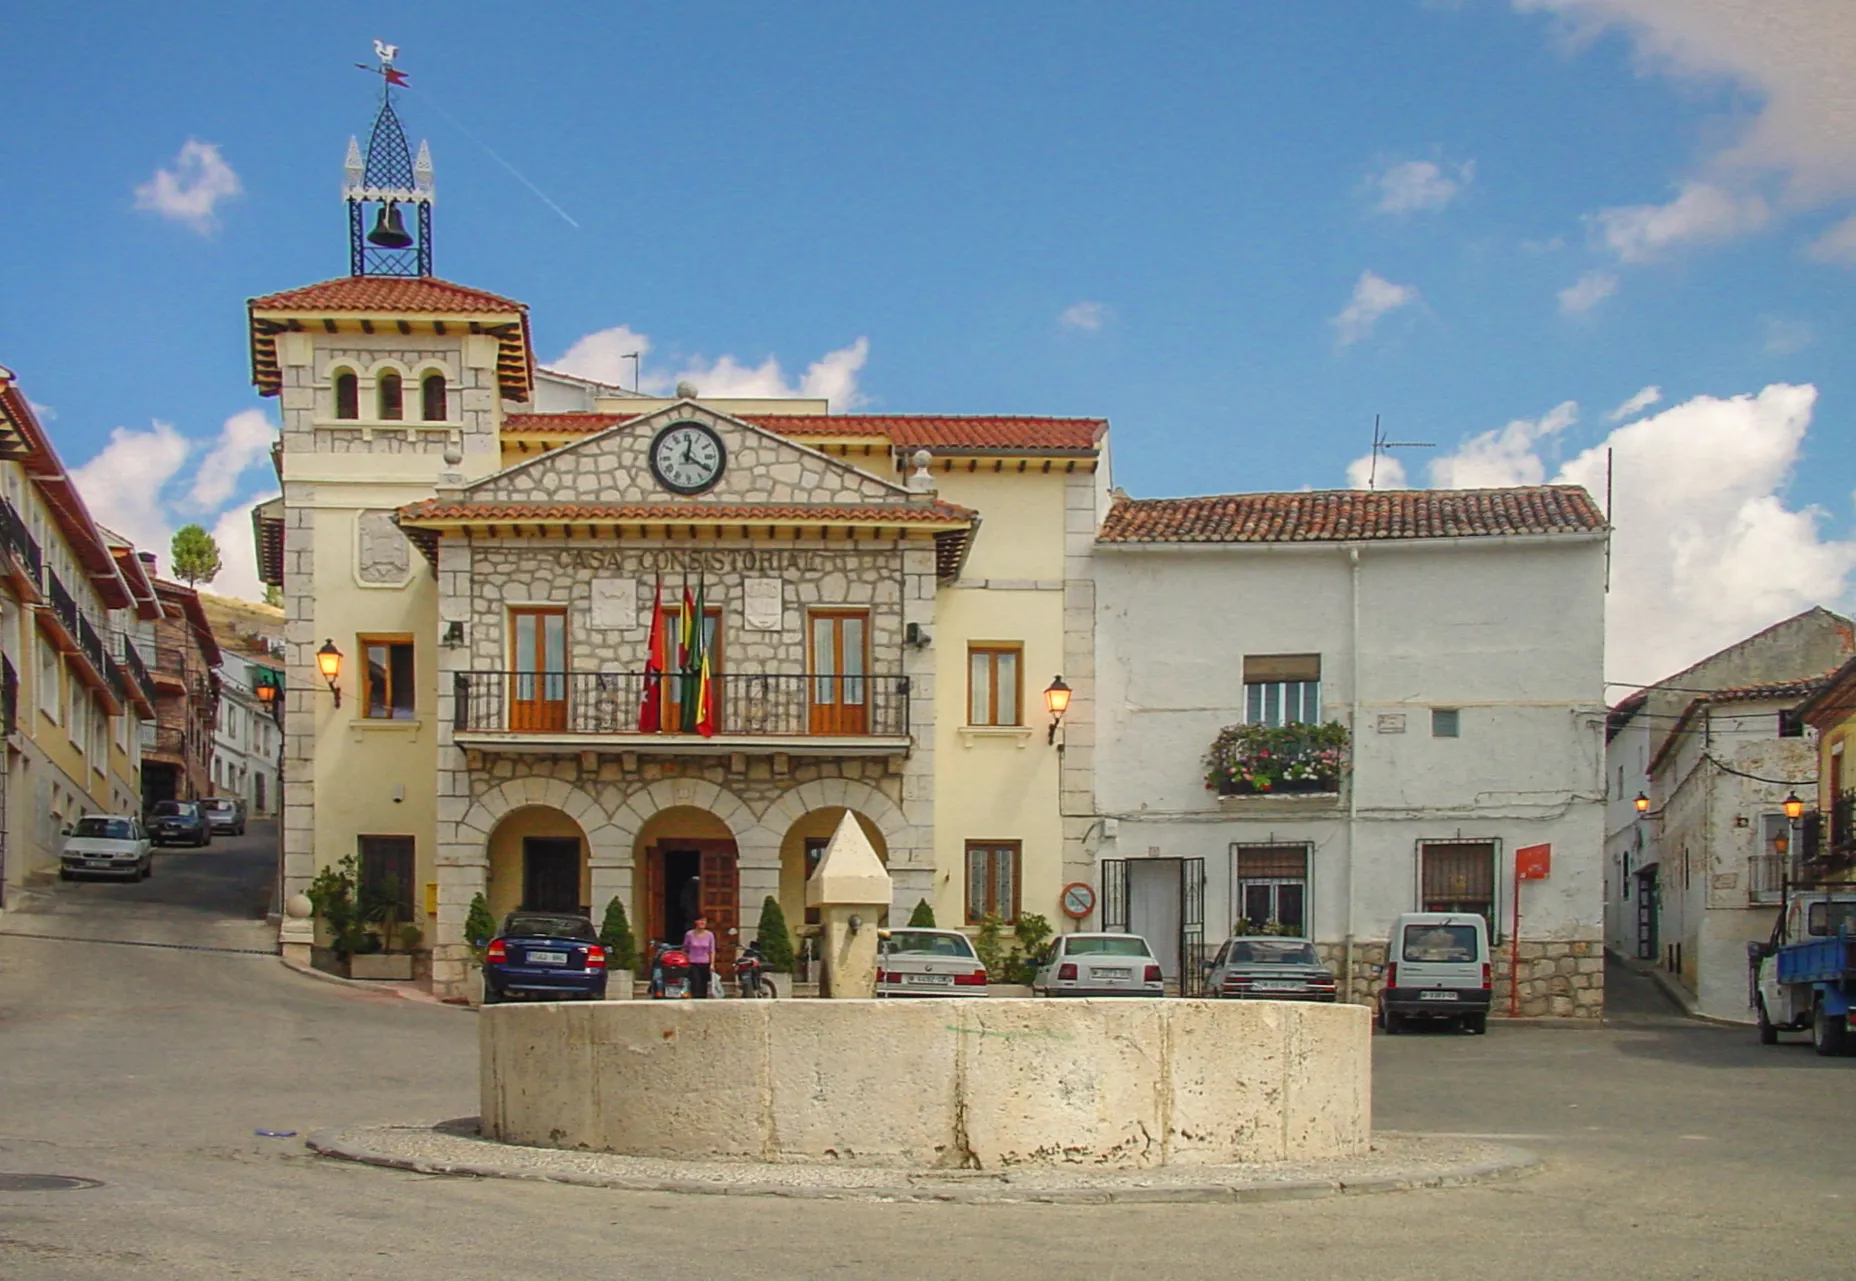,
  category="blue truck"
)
[1751,883,1856,1056]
